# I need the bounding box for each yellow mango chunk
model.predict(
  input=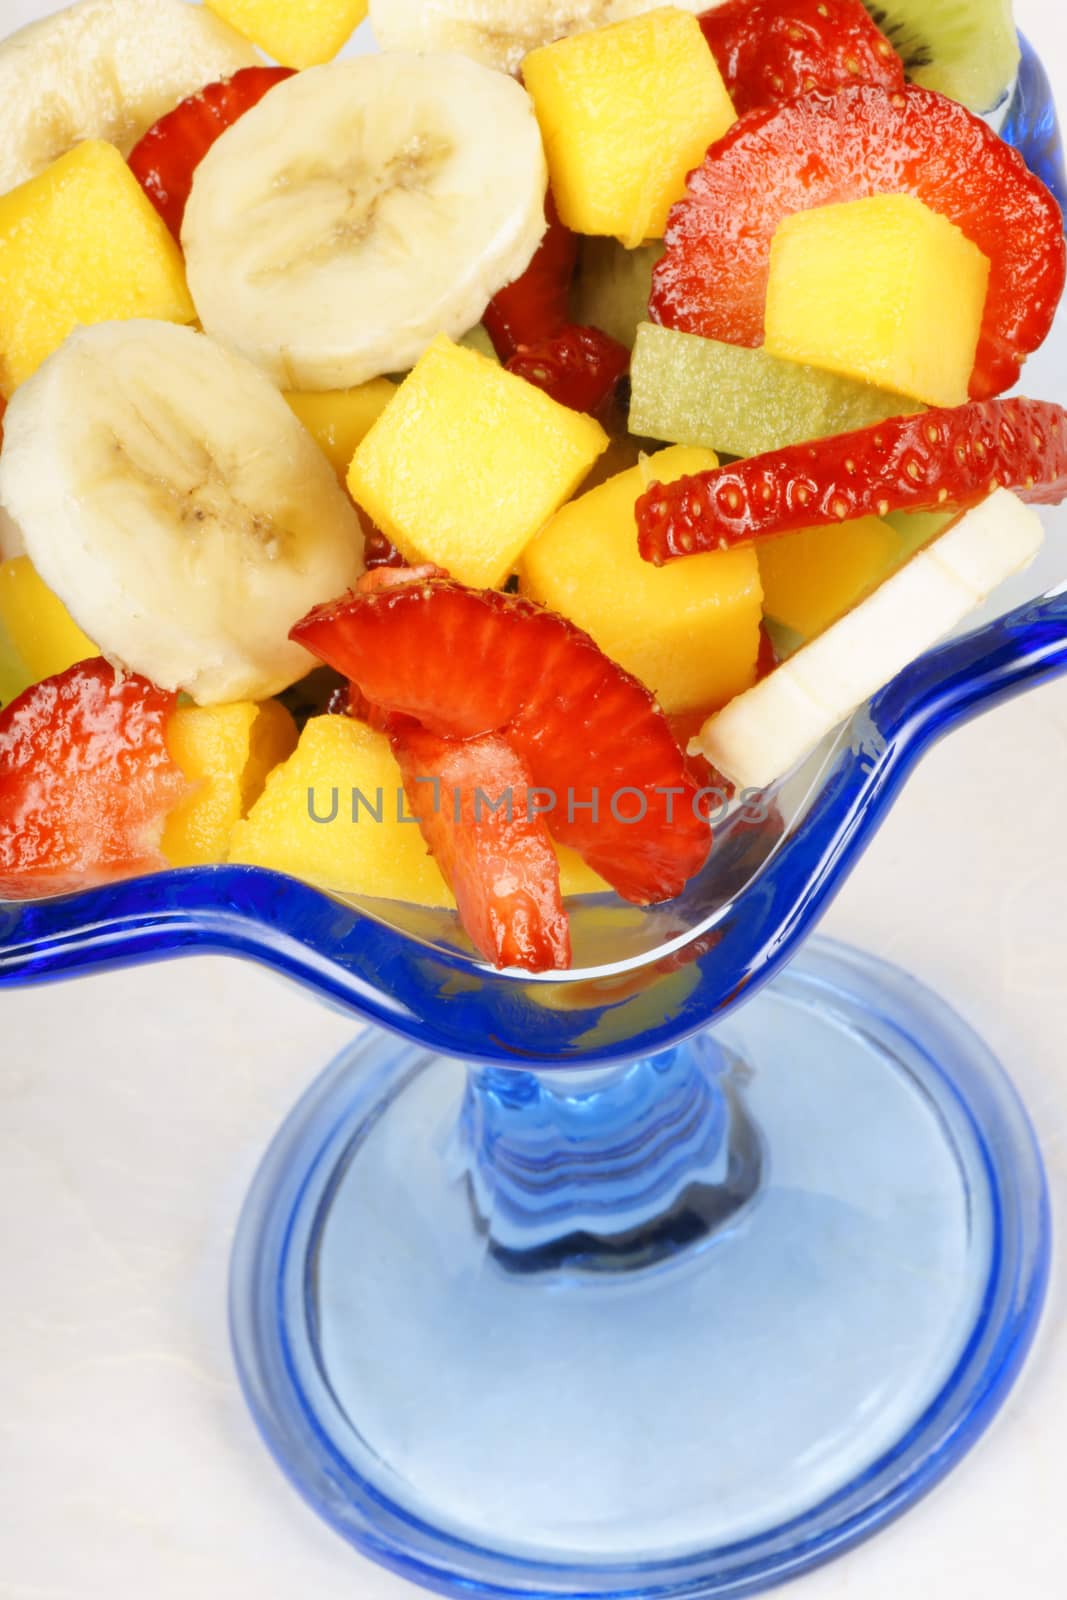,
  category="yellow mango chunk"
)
[522,446,763,715]
[163,700,298,868]
[523,10,737,248]
[0,141,195,396]
[229,715,455,903]
[758,517,905,641]
[764,194,990,409]
[0,556,97,700]
[285,380,396,480]
[349,336,607,589]
[206,0,368,68]
[557,845,611,898]
[228,713,609,905]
